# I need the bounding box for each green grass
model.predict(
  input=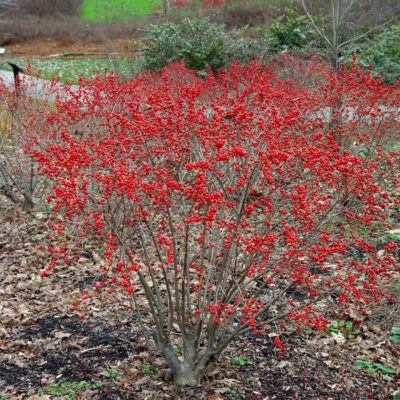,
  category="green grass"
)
[0,58,136,83]
[80,0,162,21]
